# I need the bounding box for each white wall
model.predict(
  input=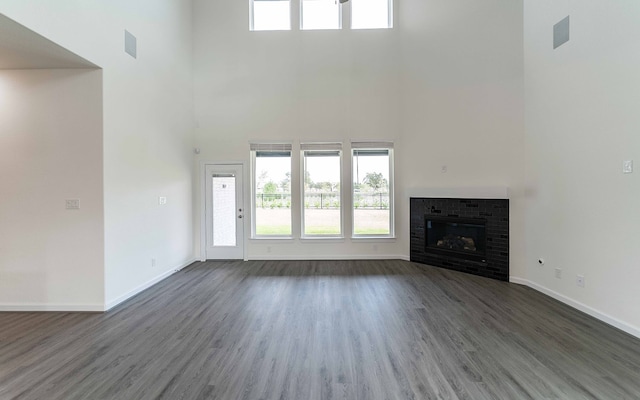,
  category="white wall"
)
[1,1,195,307]
[398,0,525,277]
[193,0,403,259]
[0,69,104,310]
[193,0,524,266]
[524,1,640,334]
